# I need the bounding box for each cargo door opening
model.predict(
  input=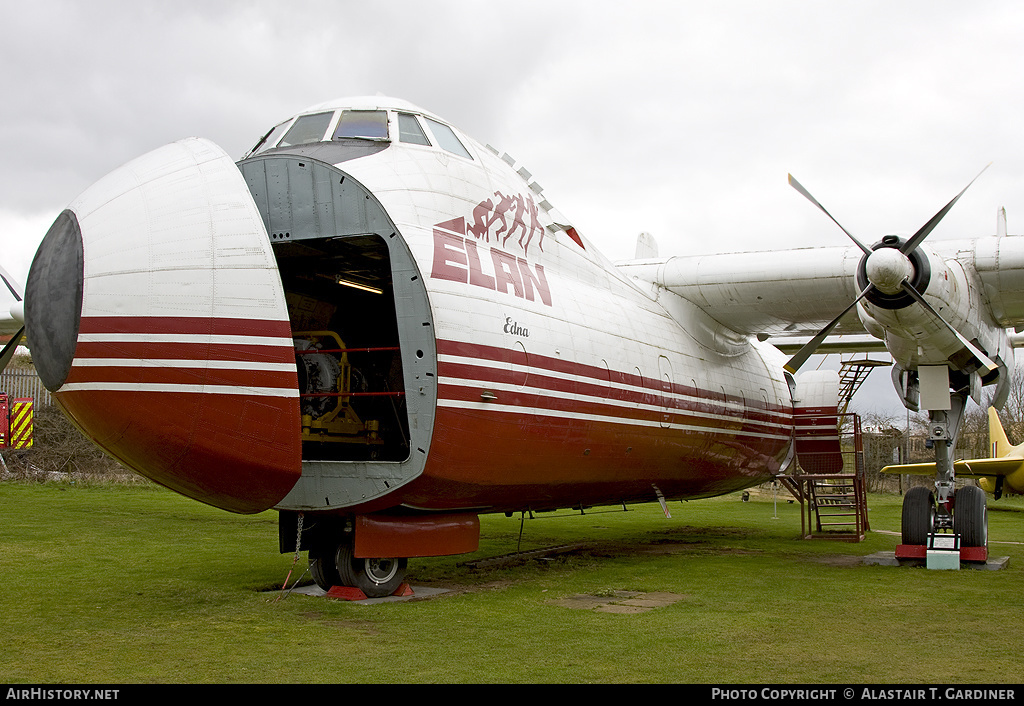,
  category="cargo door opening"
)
[273,234,410,462]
